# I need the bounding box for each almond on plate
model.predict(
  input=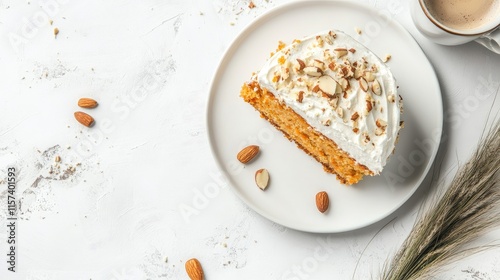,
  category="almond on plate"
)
[316,191,329,213]
[237,145,260,163]
[255,168,270,190]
